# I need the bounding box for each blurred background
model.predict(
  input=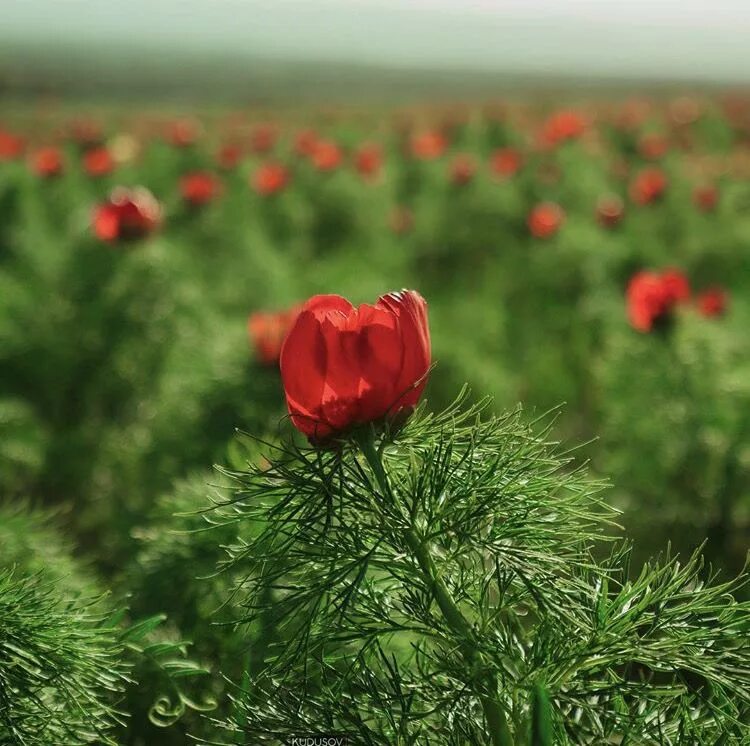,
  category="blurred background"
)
[2,0,750,101]
[1,2,749,743]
